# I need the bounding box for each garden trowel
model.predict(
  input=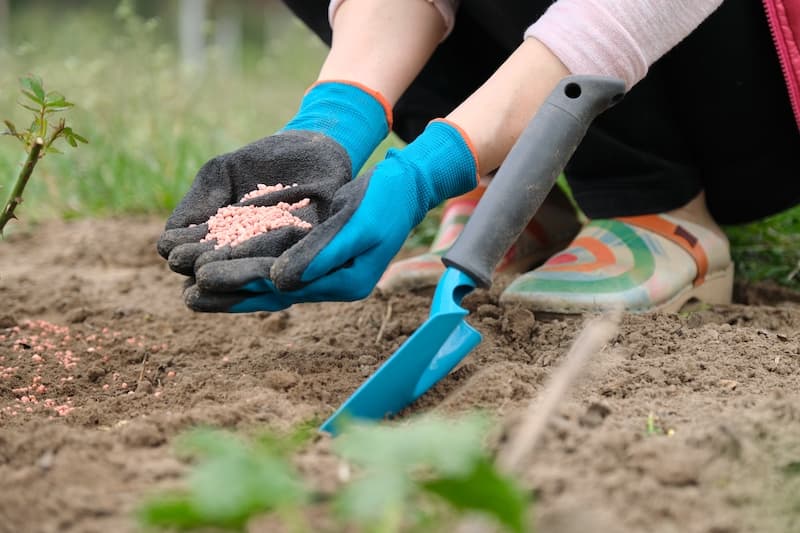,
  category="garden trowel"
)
[321,76,626,435]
